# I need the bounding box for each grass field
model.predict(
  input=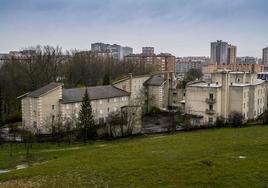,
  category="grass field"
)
[0,126,268,187]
